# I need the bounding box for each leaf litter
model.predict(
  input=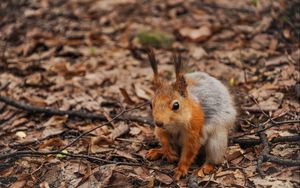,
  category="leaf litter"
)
[0,0,299,187]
